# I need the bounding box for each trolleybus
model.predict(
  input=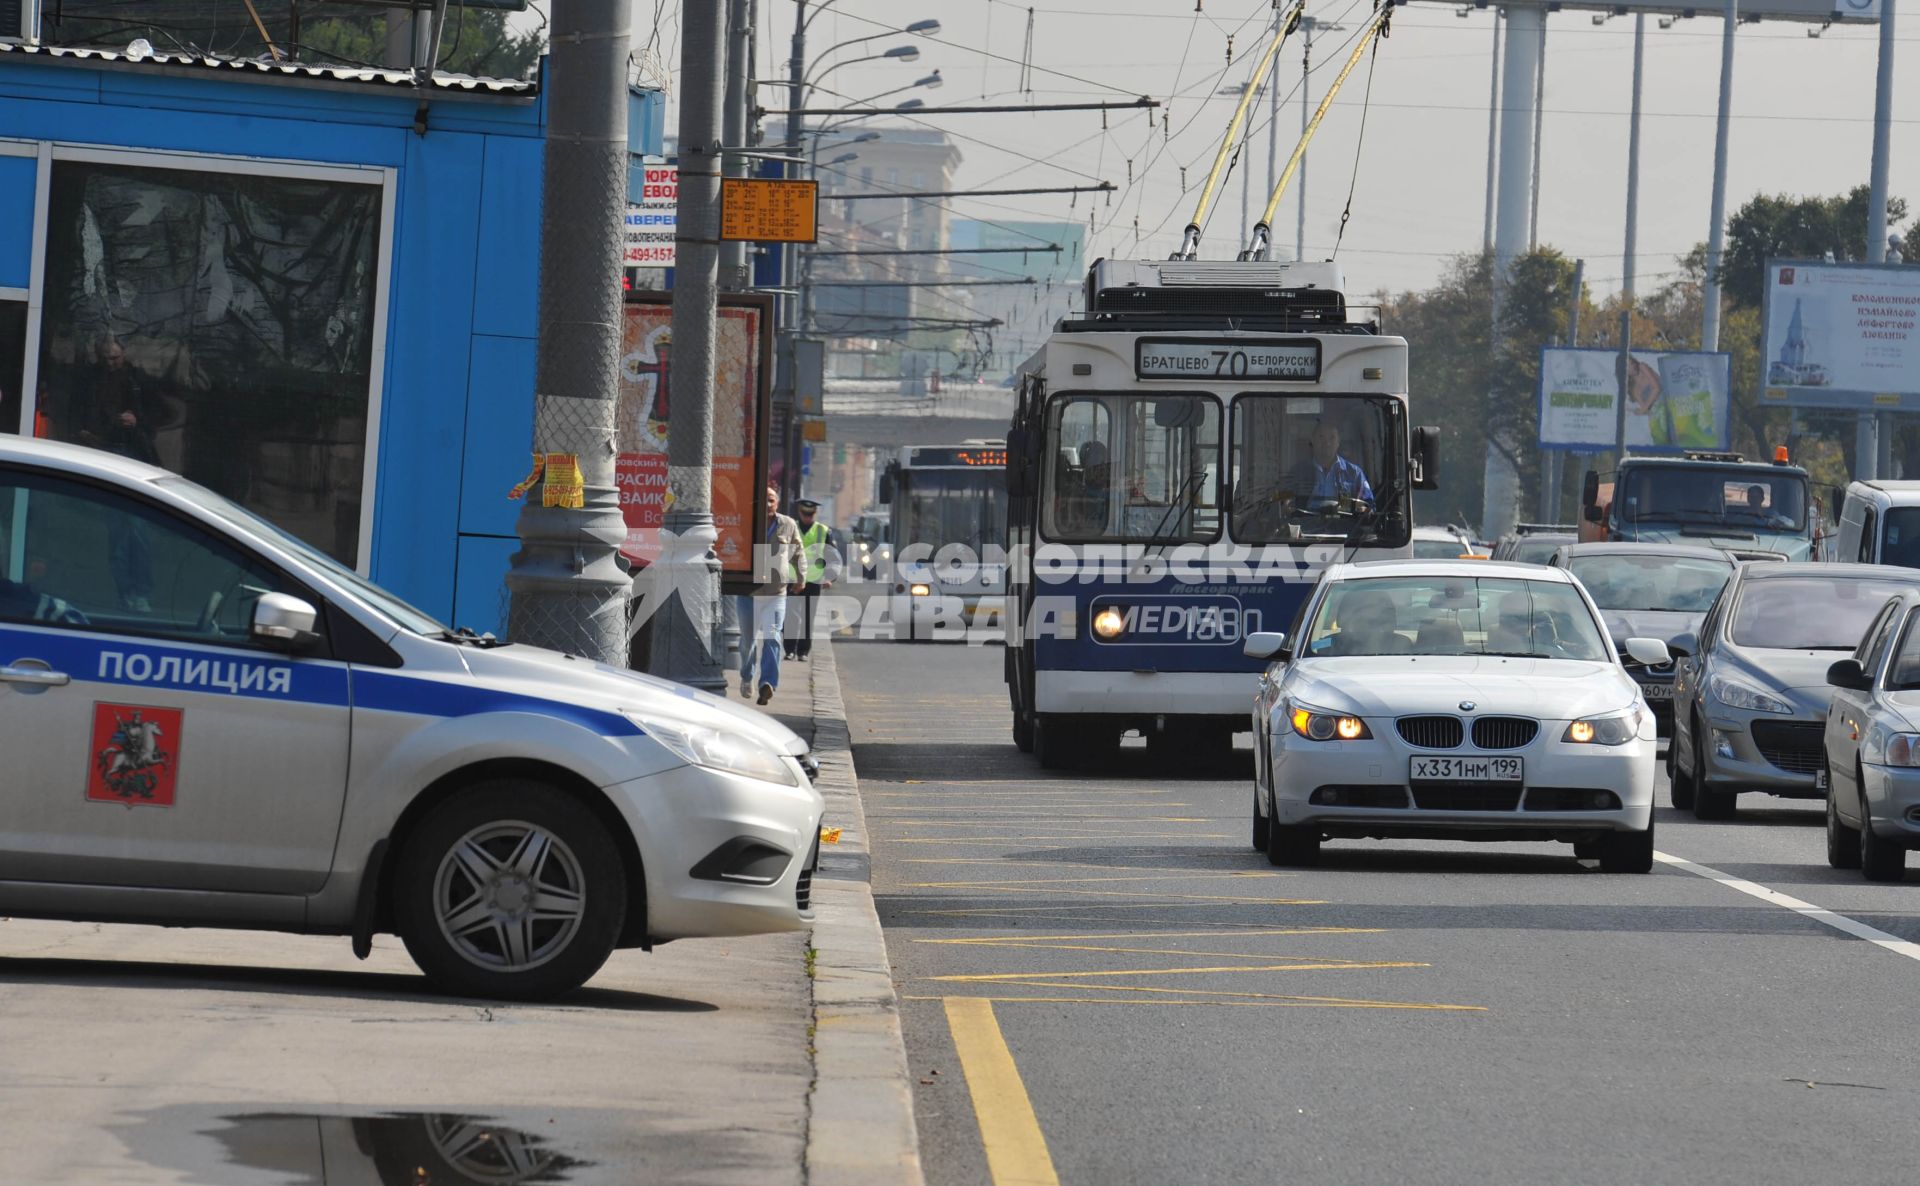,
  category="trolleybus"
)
[878,440,1009,641]
[1003,258,1439,767]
